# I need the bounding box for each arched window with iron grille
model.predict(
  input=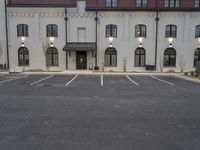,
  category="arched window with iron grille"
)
[135,47,146,67]
[46,47,59,67]
[18,47,29,66]
[105,47,117,67]
[164,48,176,67]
